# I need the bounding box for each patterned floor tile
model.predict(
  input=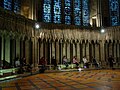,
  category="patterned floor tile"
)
[2,87,17,90]
[0,70,120,90]
[72,84,88,89]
